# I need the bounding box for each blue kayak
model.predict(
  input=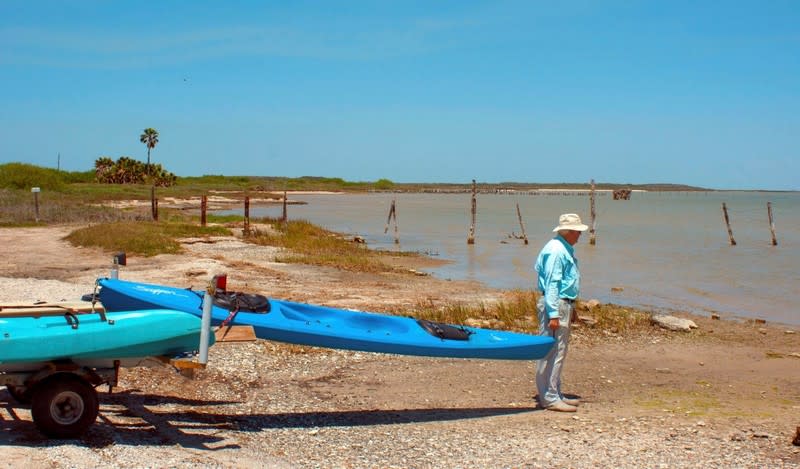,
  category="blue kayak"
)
[97,278,554,360]
[0,309,208,365]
